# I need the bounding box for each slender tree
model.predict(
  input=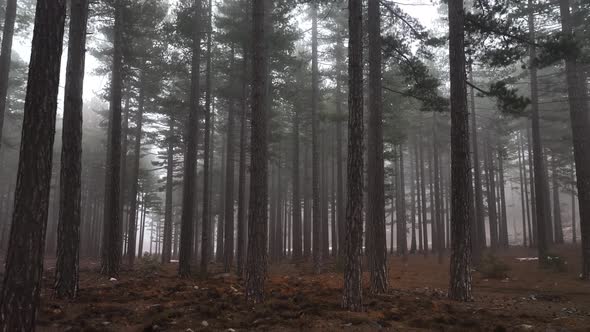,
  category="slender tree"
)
[0,1,67,329]
[367,0,388,294]
[179,0,202,277]
[311,2,322,274]
[101,0,124,277]
[0,0,17,146]
[54,0,89,299]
